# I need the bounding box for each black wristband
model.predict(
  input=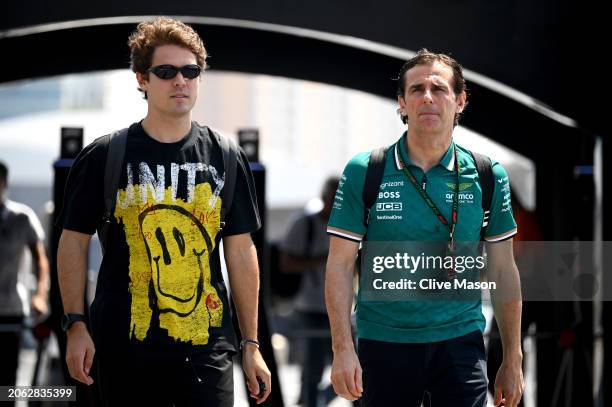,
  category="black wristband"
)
[61,313,86,331]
